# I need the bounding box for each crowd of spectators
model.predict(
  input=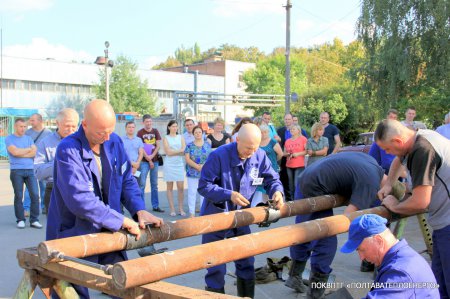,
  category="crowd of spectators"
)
[9,107,448,222]
[5,103,449,298]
